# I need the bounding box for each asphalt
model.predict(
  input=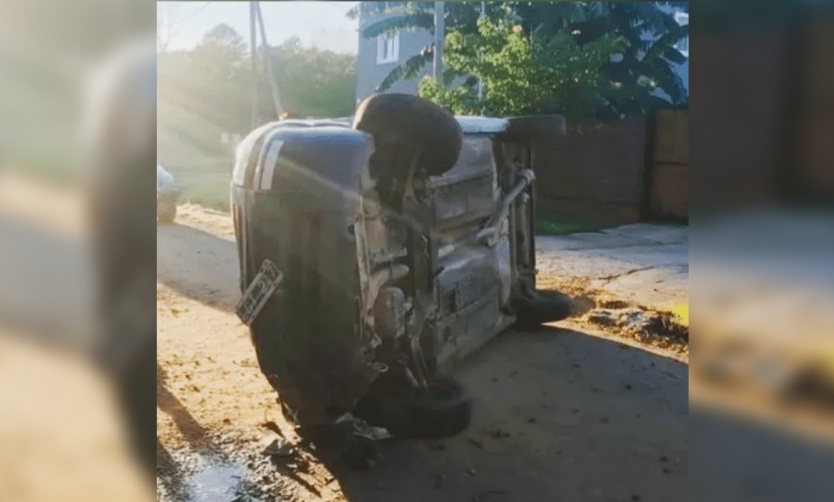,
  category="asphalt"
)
[537,224,688,310]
